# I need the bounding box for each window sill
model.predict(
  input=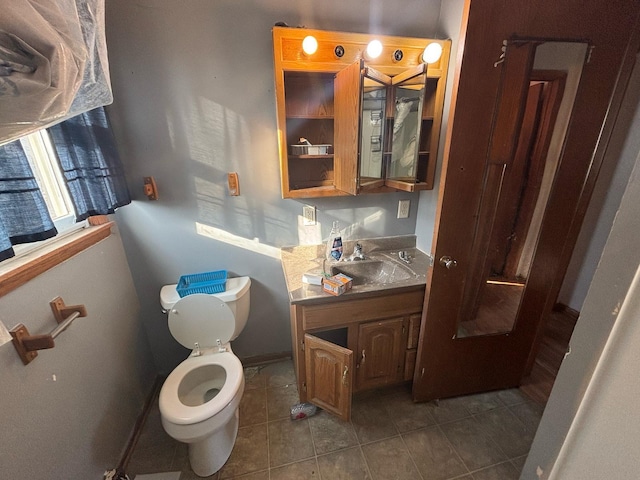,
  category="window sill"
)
[0,218,114,298]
